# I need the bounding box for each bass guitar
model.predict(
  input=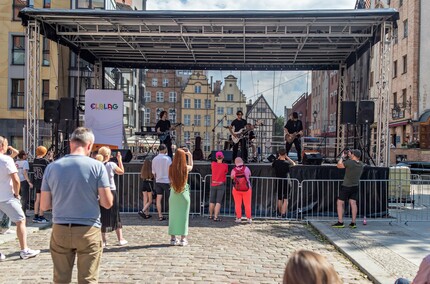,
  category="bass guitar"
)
[159,123,182,142]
